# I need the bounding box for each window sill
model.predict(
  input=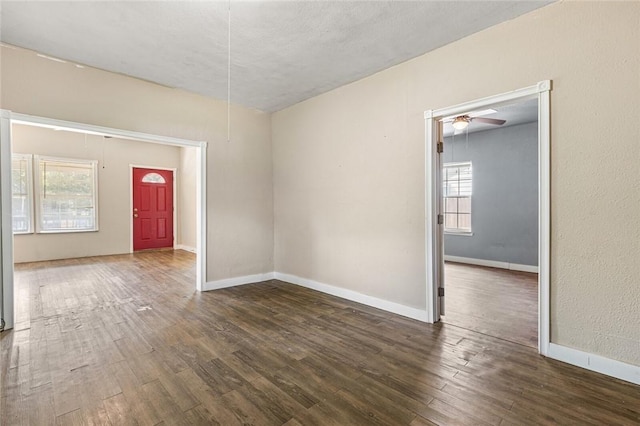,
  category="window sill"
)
[37,229,99,234]
[13,231,33,236]
[445,231,473,237]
